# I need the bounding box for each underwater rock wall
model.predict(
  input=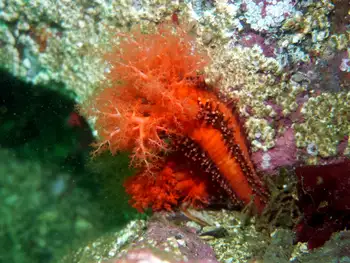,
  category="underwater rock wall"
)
[1,0,349,171]
[1,1,350,263]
